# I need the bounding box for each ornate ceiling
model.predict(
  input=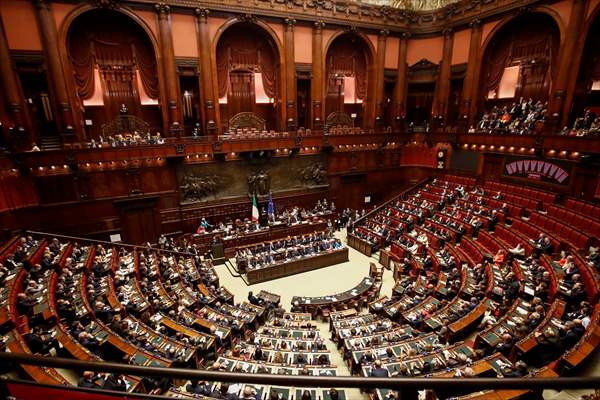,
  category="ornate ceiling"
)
[361,0,460,11]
